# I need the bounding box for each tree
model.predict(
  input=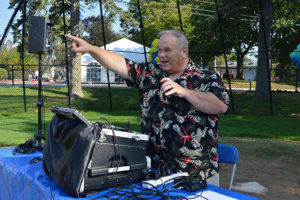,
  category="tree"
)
[114,0,194,47]
[82,15,119,47]
[190,0,258,75]
[270,0,300,81]
[254,0,273,100]
[0,47,37,71]
[69,0,83,99]
[9,0,53,45]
